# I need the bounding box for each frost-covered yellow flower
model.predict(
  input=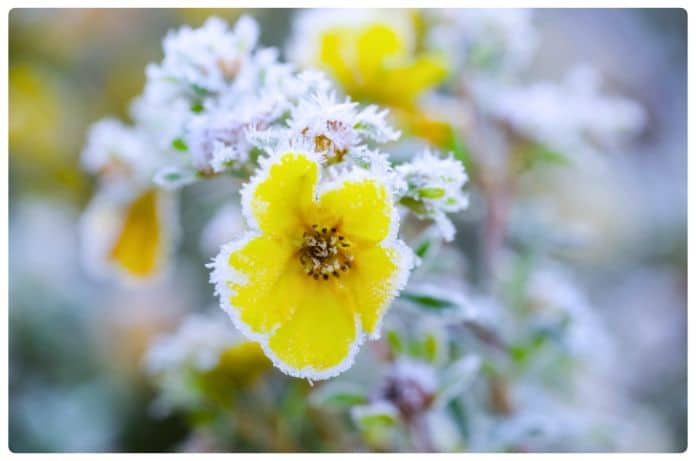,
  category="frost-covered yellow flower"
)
[289,10,448,110]
[80,118,177,281]
[81,186,177,280]
[211,151,413,380]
